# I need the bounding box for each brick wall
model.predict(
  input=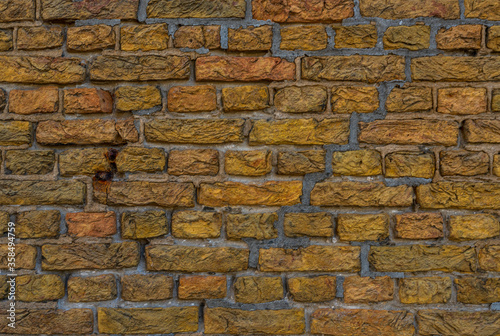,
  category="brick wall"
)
[0,0,500,334]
